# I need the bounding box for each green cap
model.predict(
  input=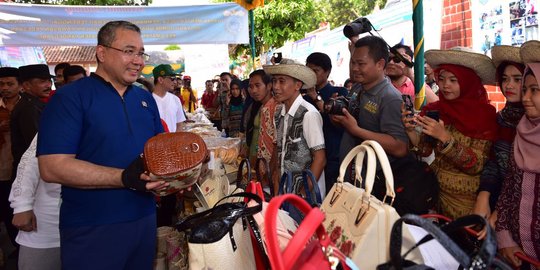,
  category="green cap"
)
[152,64,178,78]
